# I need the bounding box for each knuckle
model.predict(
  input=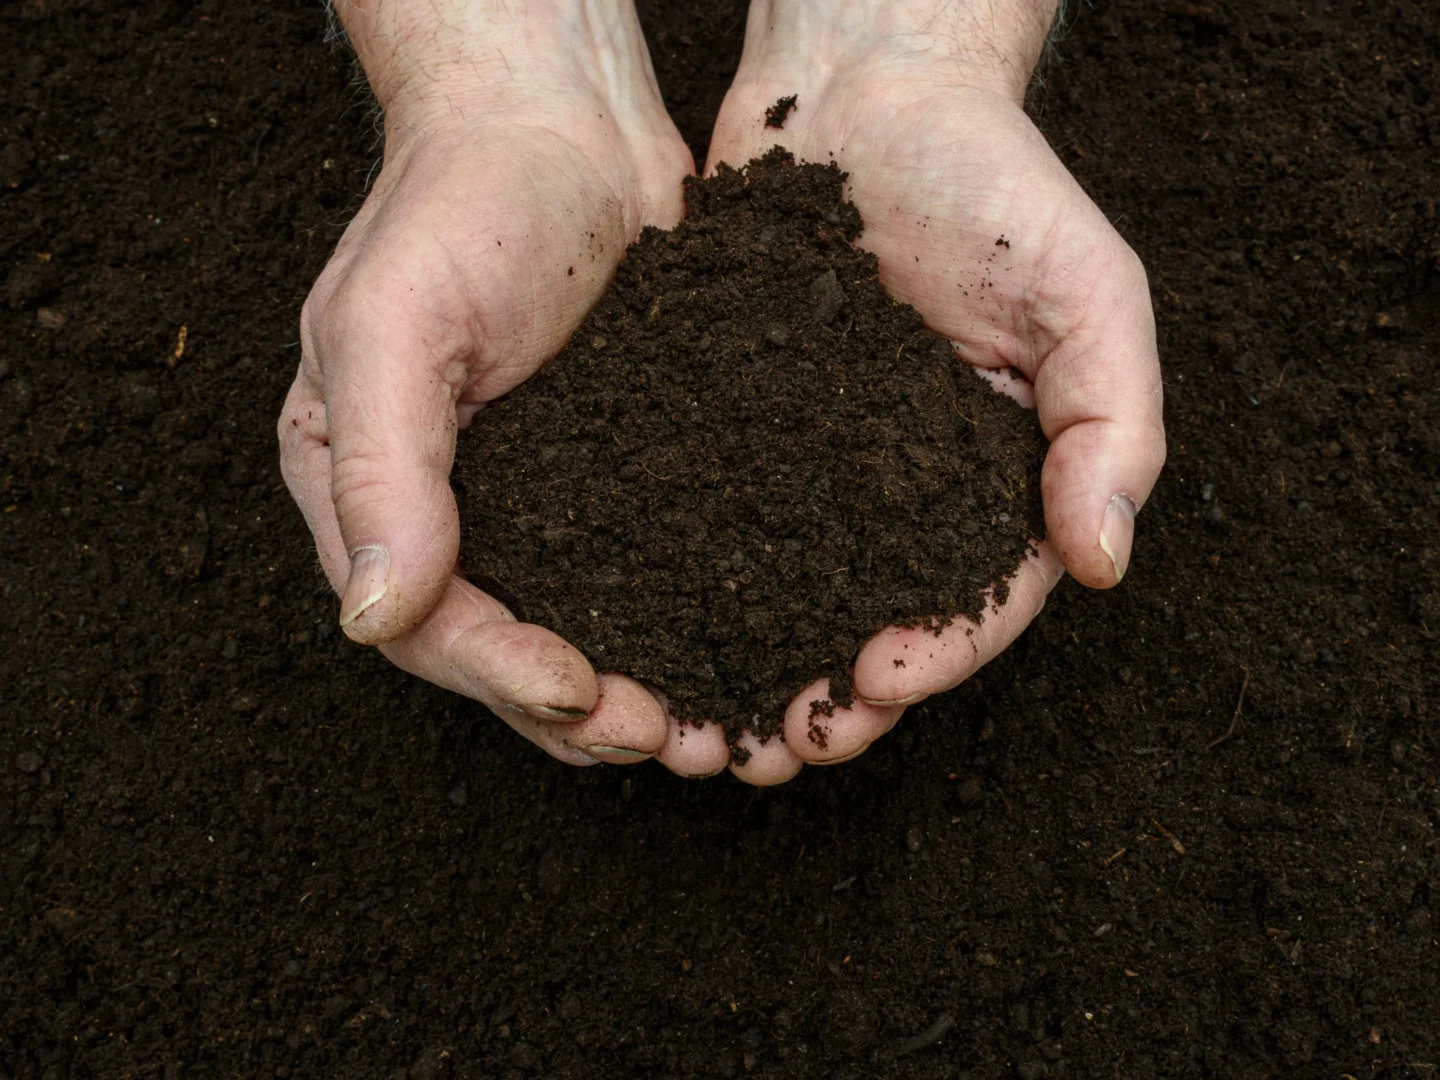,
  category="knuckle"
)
[1146,426,1170,478]
[1120,243,1149,289]
[299,268,343,343]
[298,290,320,335]
[275,407,294,451]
